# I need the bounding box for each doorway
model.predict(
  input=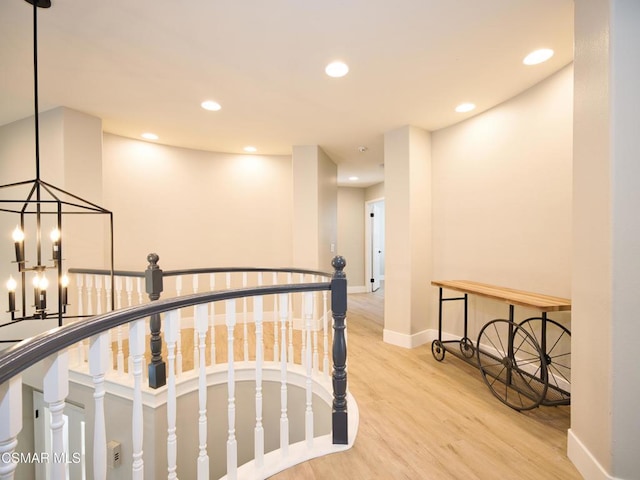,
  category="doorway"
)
[365,198,385,293]
[33,390,86,480]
